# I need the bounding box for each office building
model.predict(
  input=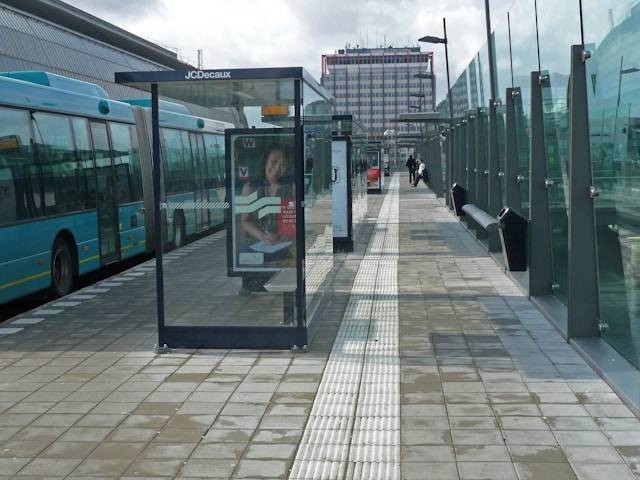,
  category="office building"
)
[321,46,435,142]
